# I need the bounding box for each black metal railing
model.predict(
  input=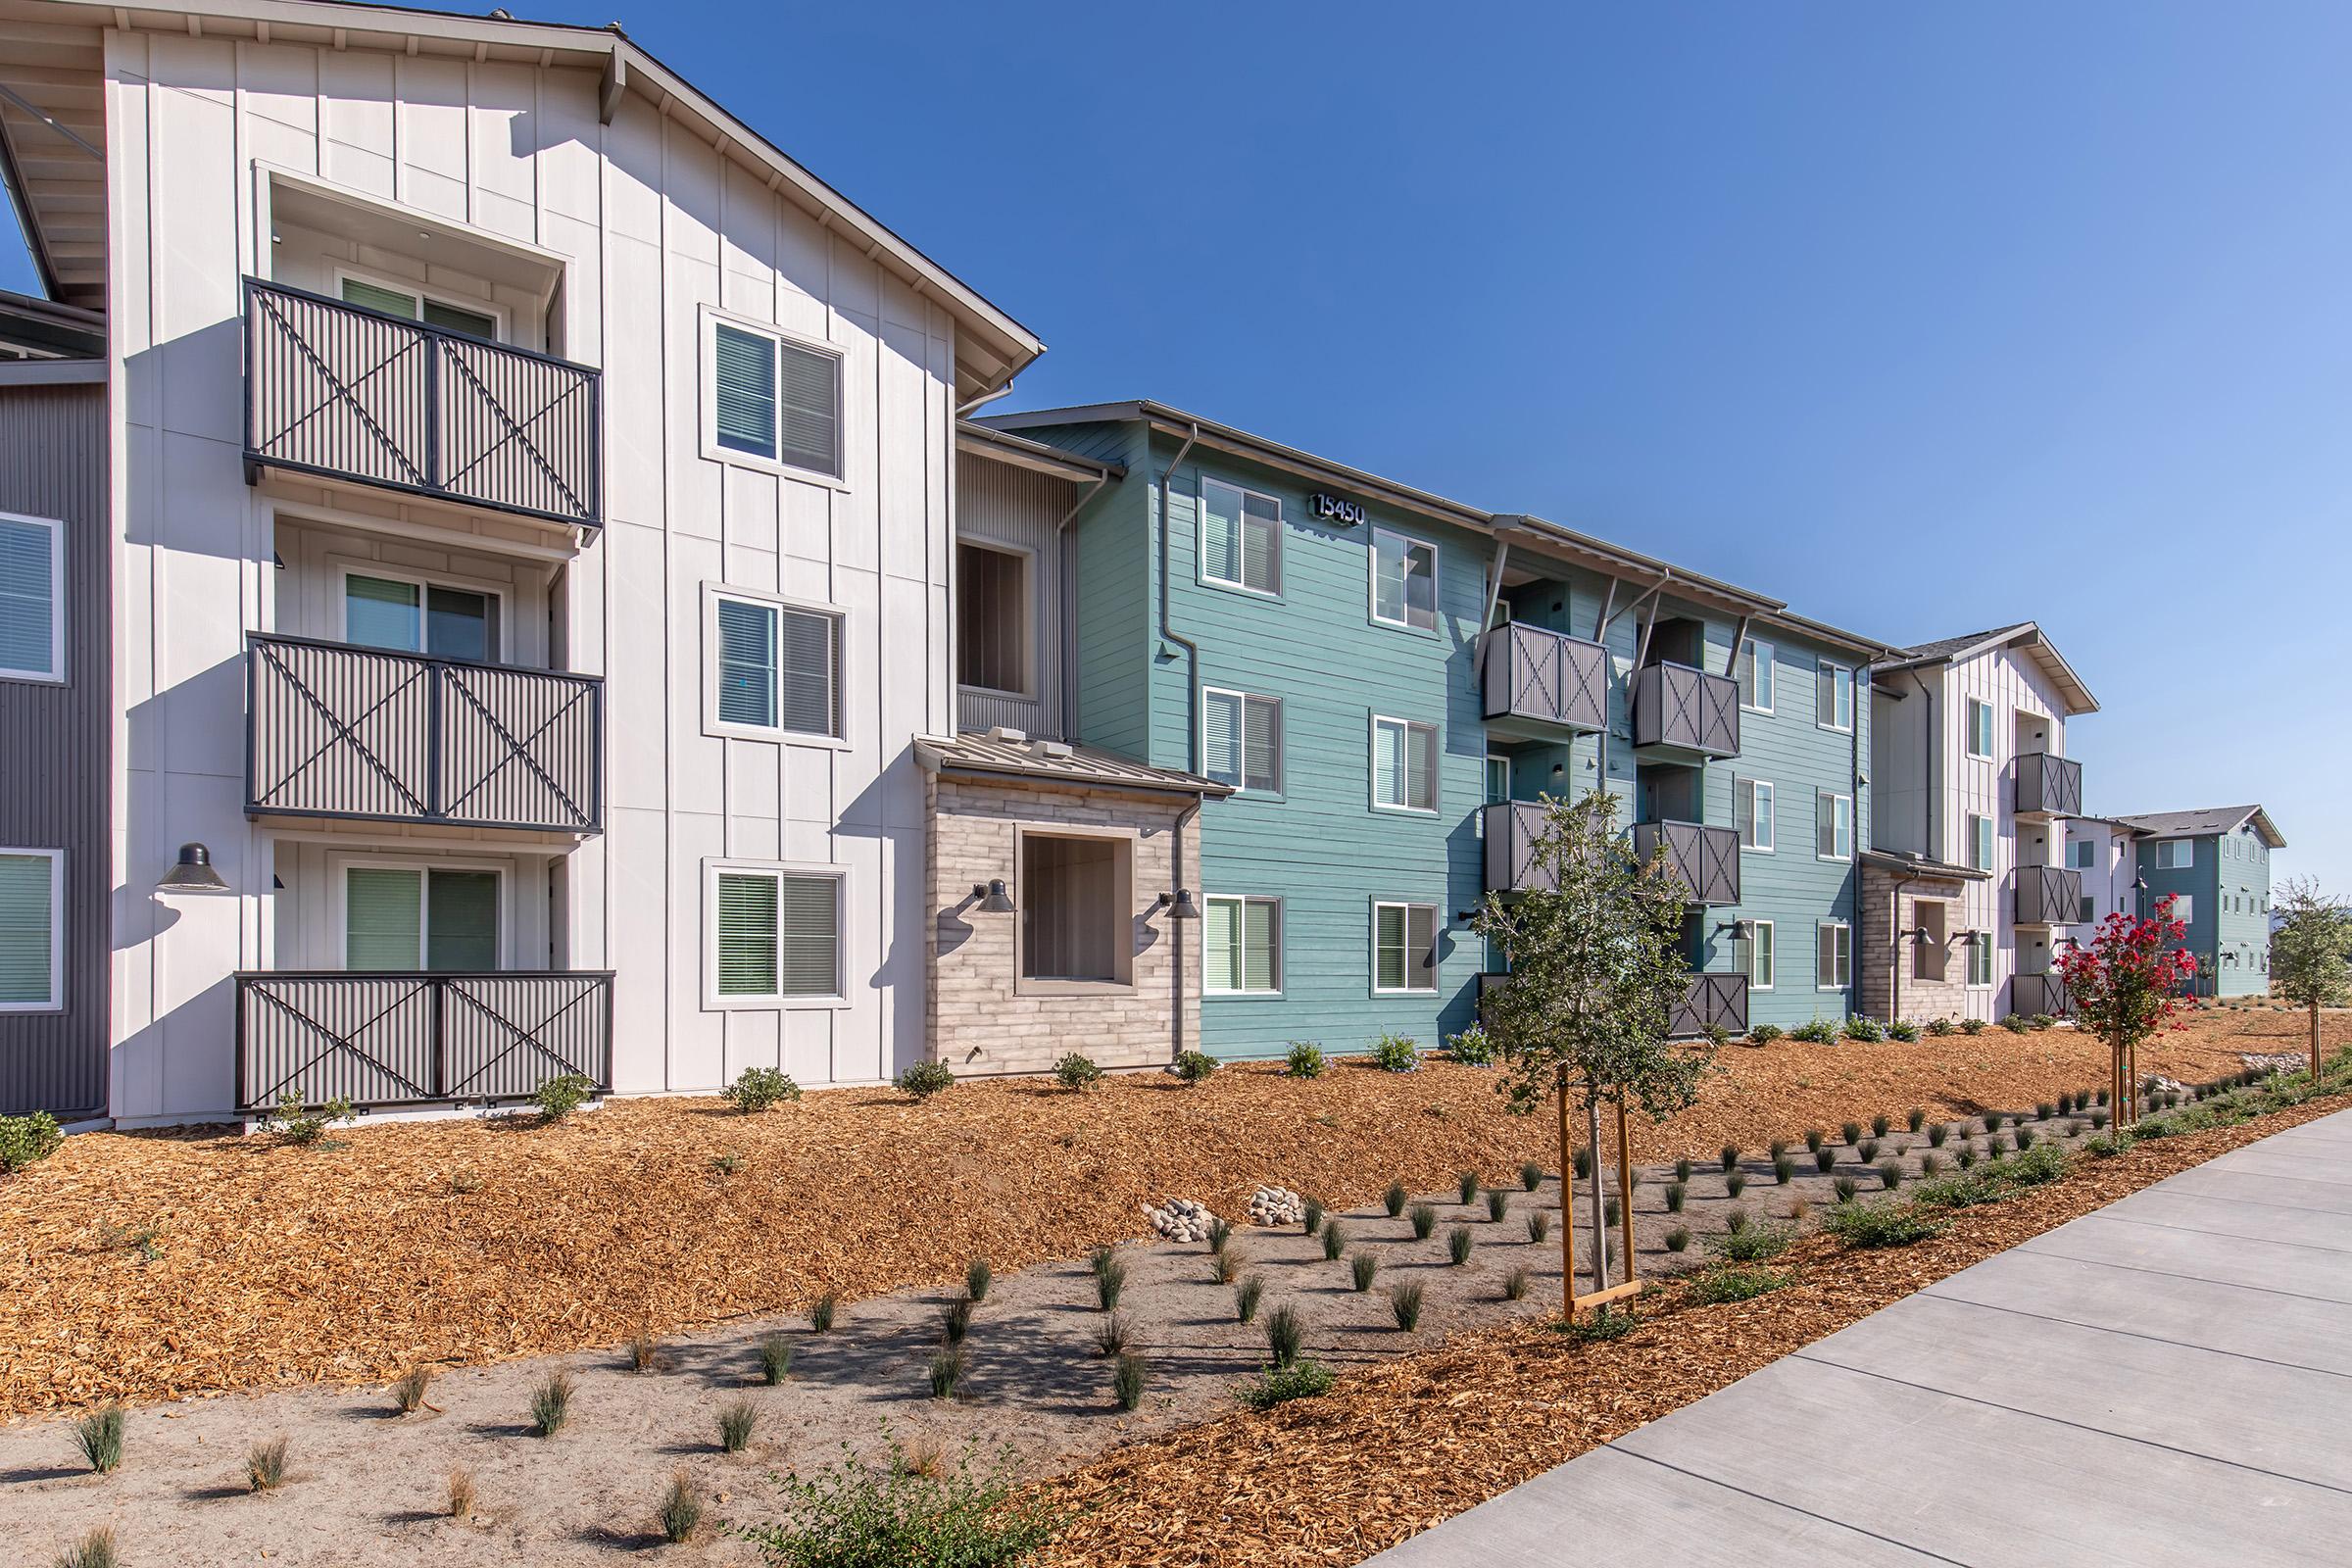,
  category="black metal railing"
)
[2013,971,2074,1018]
[235,970,614,1111]
[1481,622,1610,732]
[1633,819,1740,906]
[244,276,602,528]
[2015,752,2083,820]
[1632,661,1740,757]
[2015,863,2082,926]
[246,633,603,833]
[1669,972,1749,1039]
